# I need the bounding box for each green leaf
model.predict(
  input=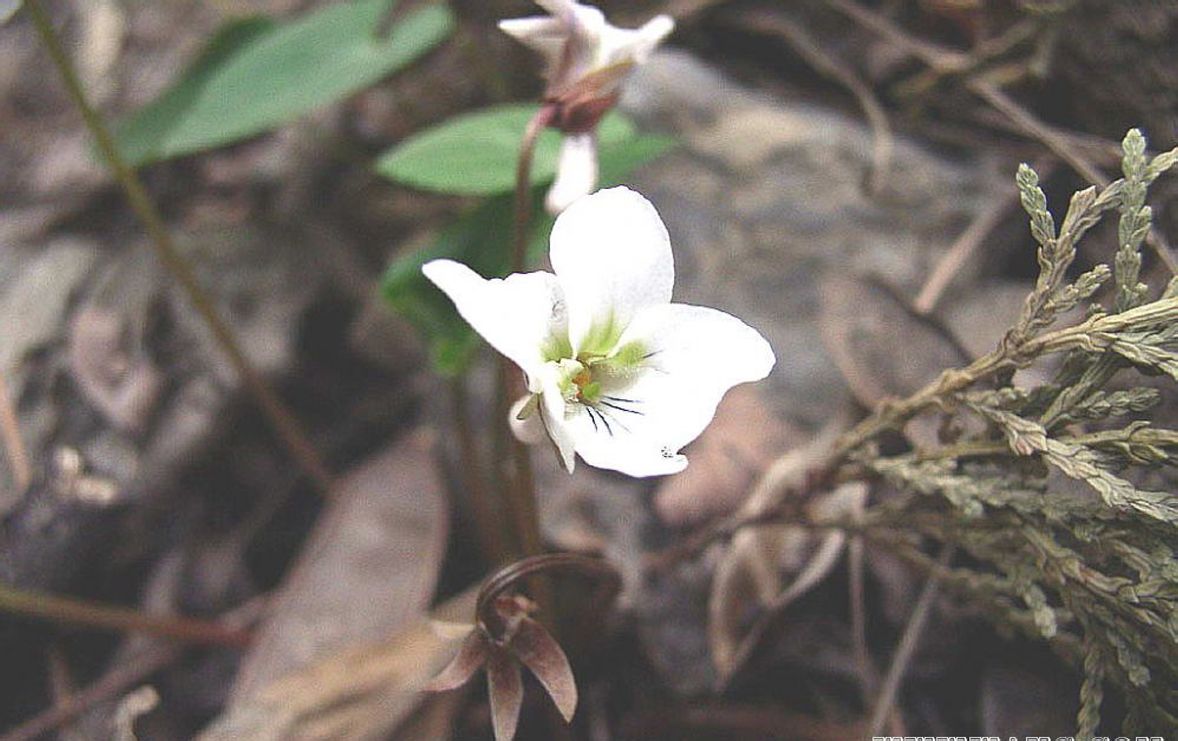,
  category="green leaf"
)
[597,131,676,185]
[113,0,454,165]
[379,116,675,374]
[375,104,645,195]
[380,192,552,375]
